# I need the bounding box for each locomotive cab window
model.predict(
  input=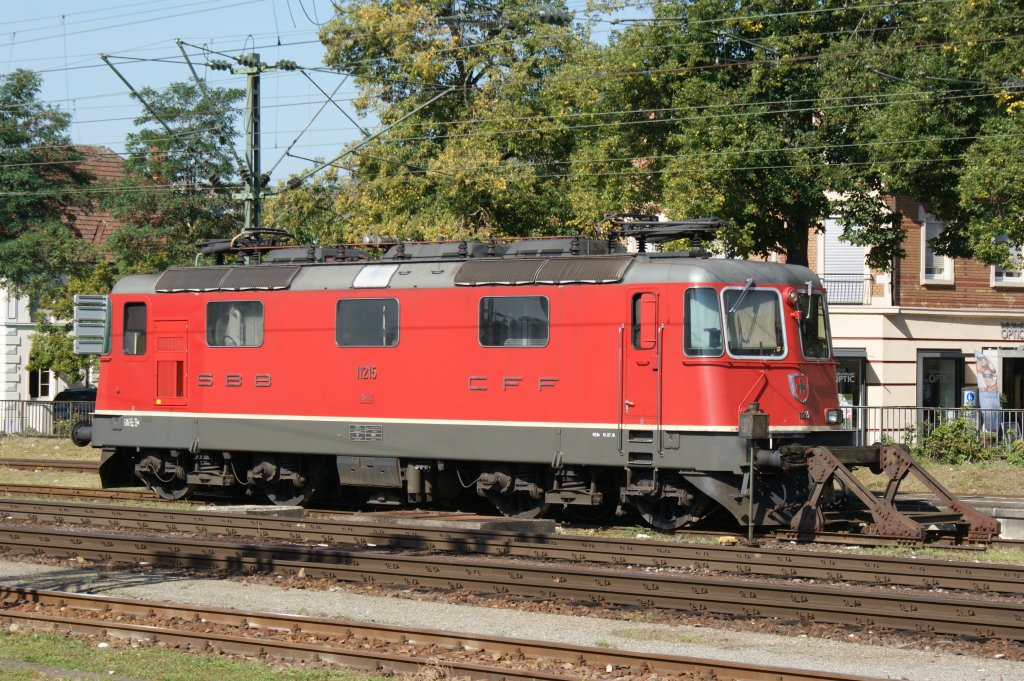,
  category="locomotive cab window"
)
[722,287,785,358]
[122,302,147,355]
[631,293,658,350]
[207,301,264,347]
[684,288,723,357]
[797,292,830,360]
[479,296,549,347]
[337,298,399,347]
